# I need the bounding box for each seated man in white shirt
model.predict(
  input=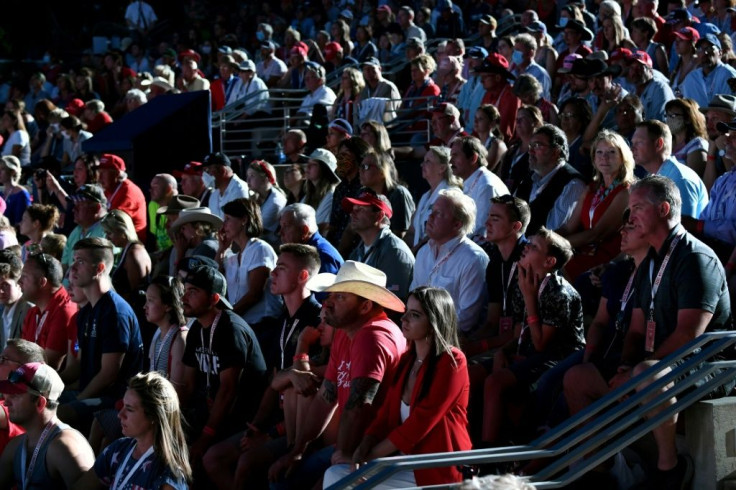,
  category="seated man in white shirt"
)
[410,188,489,335]
[295,62,336,125]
